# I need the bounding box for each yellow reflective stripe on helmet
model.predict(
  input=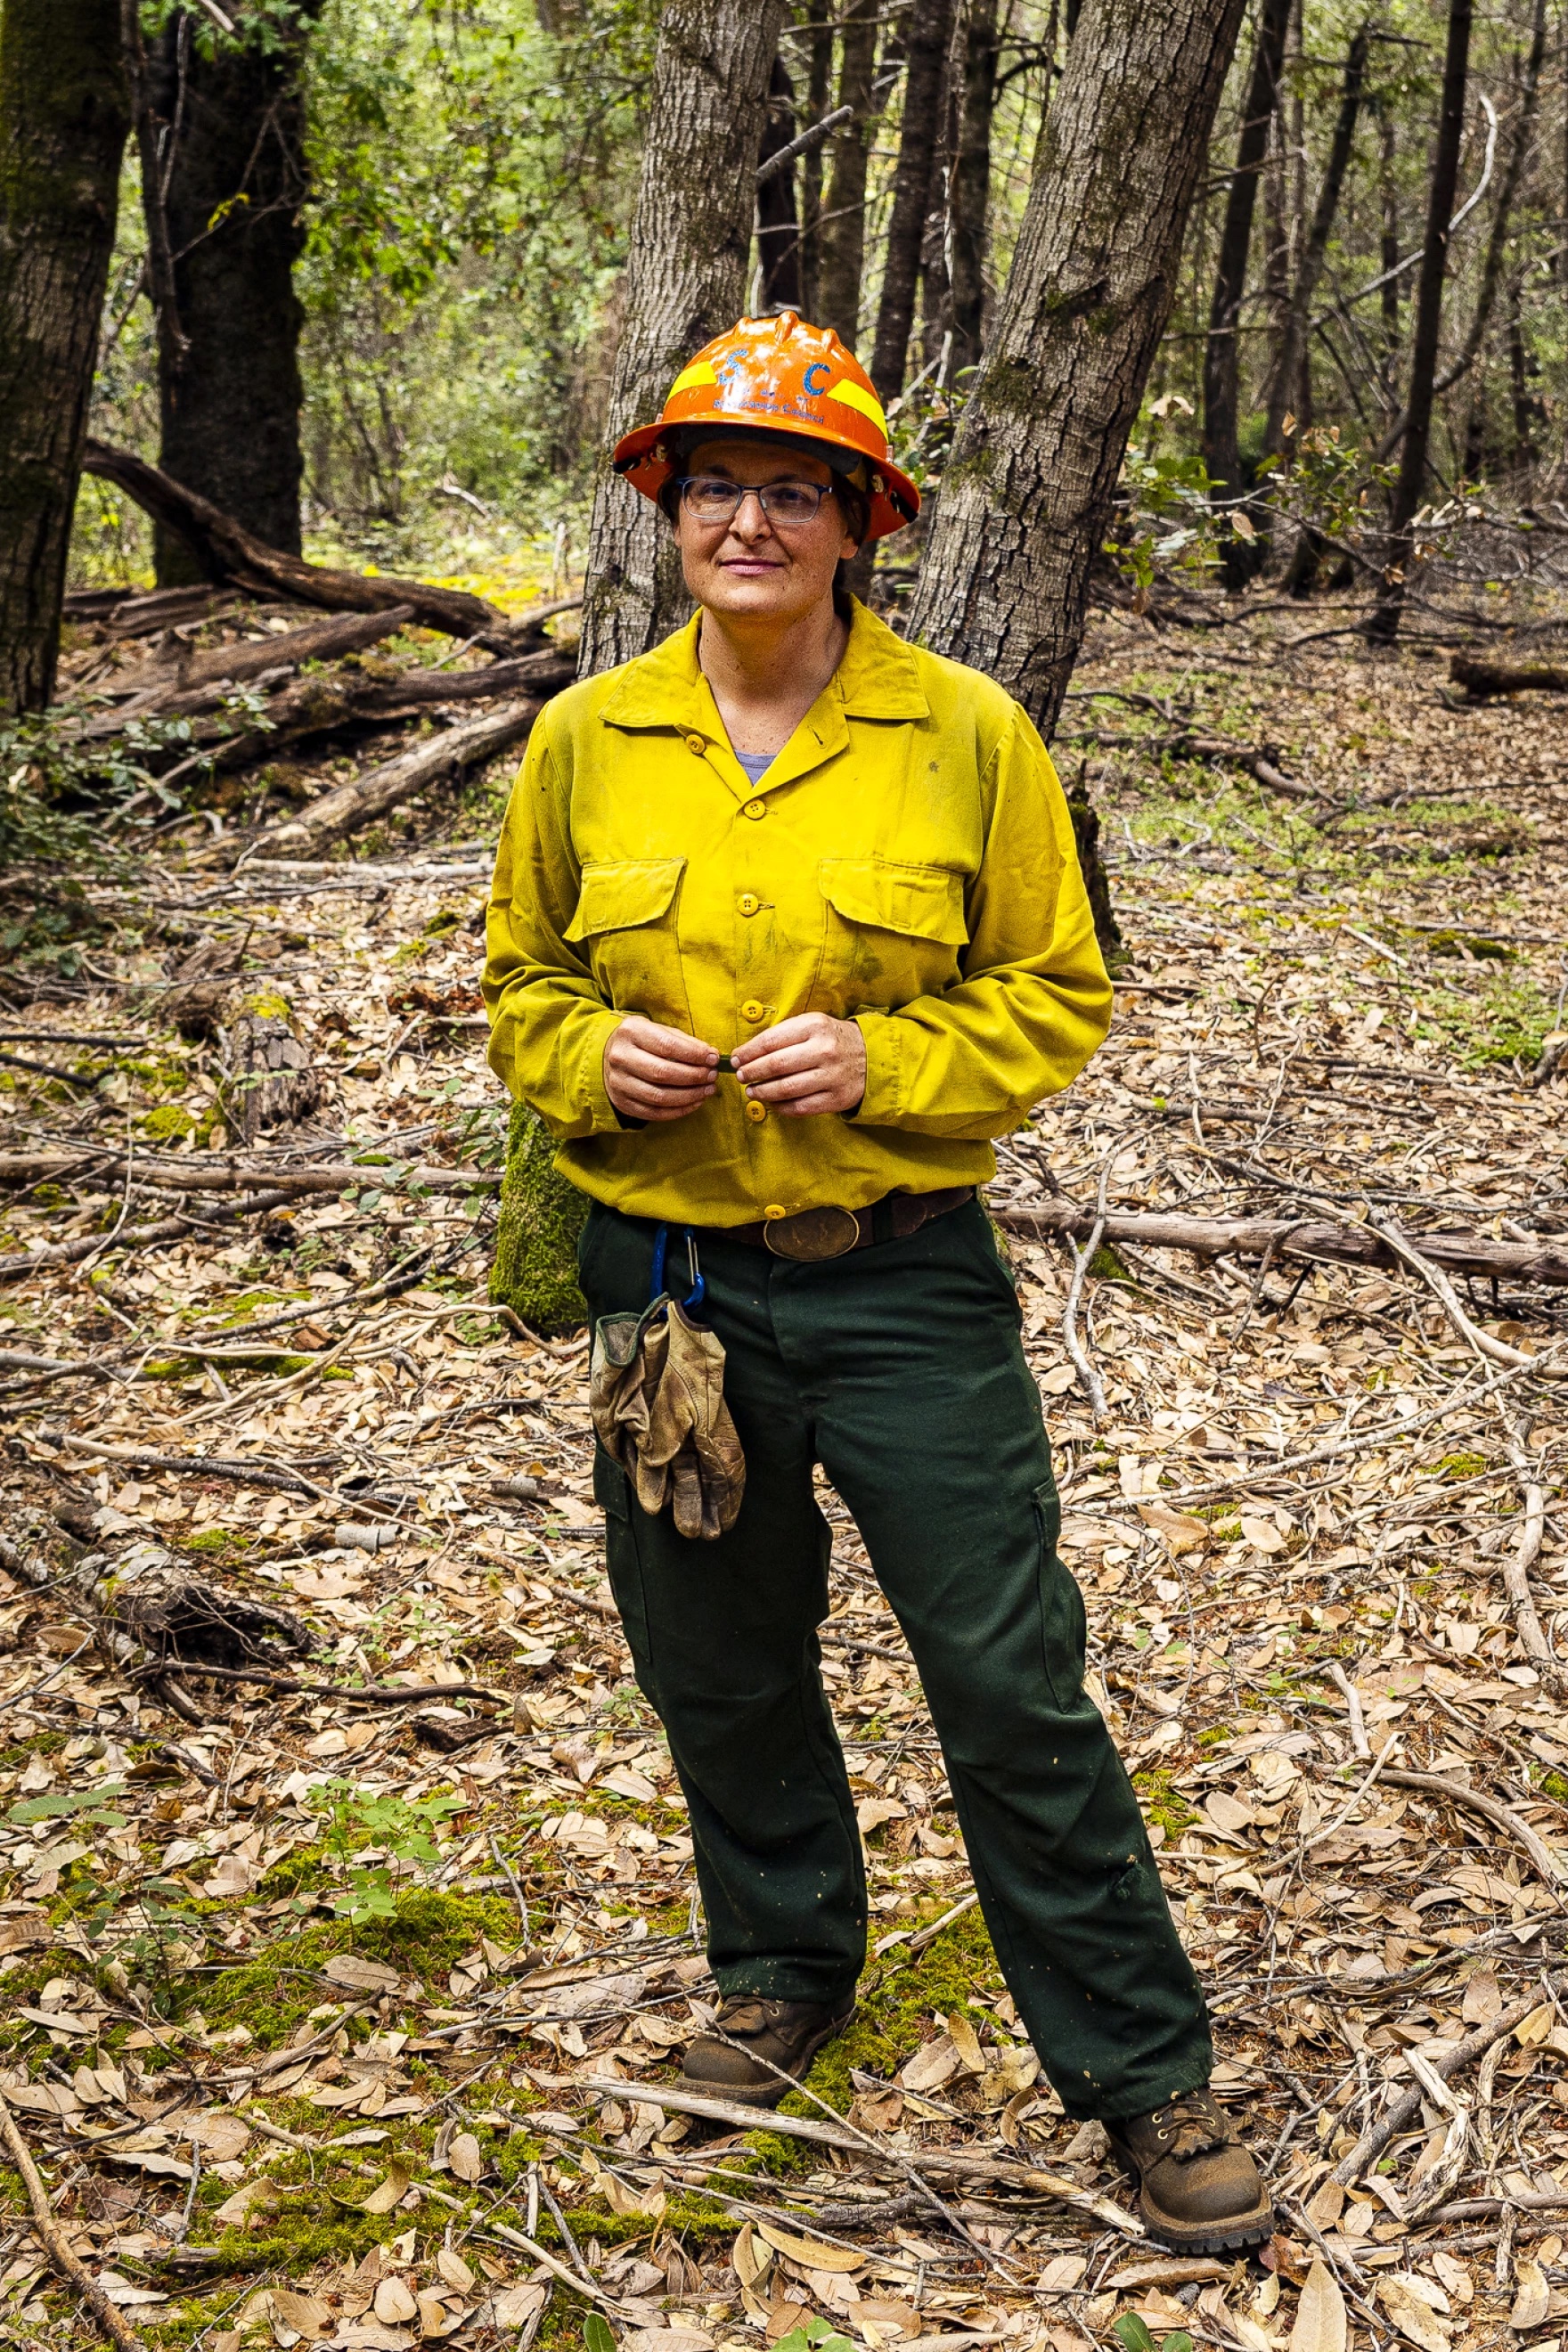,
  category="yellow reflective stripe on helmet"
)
[669,360,720,396]
[825,378,887,437]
